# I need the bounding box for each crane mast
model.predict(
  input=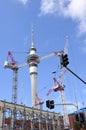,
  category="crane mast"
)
[12,68,18,104]
[53,70,70,129]
[60,88,70,128]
